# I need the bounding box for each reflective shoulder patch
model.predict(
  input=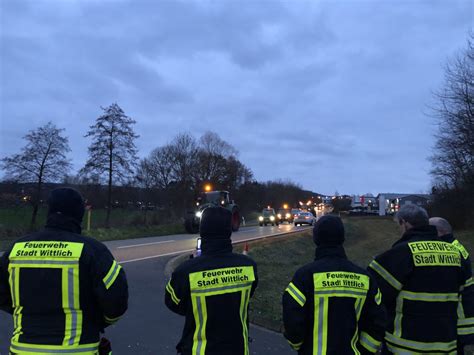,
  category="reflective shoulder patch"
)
[103,260,122,290]
[452,240,469,260]
[10,241,84,260]
[408,241,461,267]
[189,266,255,294]
[285,282,306,307]
[313,271,369,297]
